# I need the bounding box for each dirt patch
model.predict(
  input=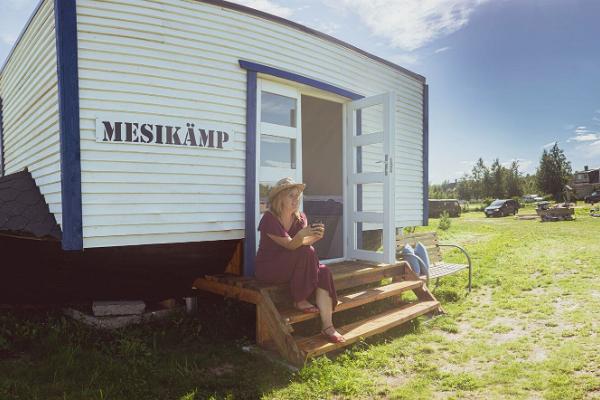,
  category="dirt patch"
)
[529,346,548,362]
